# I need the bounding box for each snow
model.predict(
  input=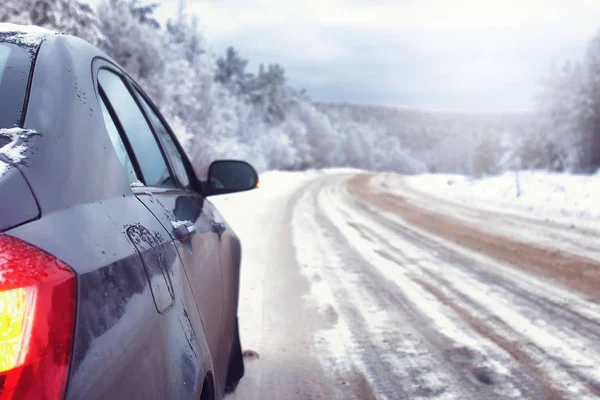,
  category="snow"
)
[130,180,144,187]
[0,23,53,46]
[403,171,600,223]
[318,167,367,175]
[292,184,469,397]
[322,173,600,398]
[211,170,600,398]
[0,128,38,178]
[210,170,320,349]
[0,23,53,35]
[170,220,192,229]
[369,207,600,398]
[313,179,519,371]
[211,171,321,226]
